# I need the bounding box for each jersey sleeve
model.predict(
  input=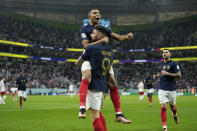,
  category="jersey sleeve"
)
[173,62,180,73]
[106,28,112,37]
[80,27,90,41]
